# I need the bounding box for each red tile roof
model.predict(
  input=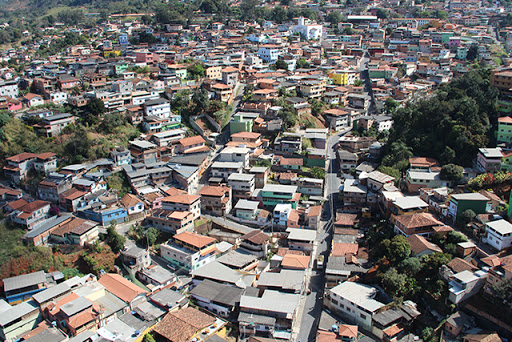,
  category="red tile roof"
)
[281,254,310,269]
[6,152,37,163]
[331,243,359,256]
[161,194,200,205]
[199,185,231,197]
[178,135,205,147]
[98,273,148,303]
[174,231,216,248]
[154,307,216,342]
